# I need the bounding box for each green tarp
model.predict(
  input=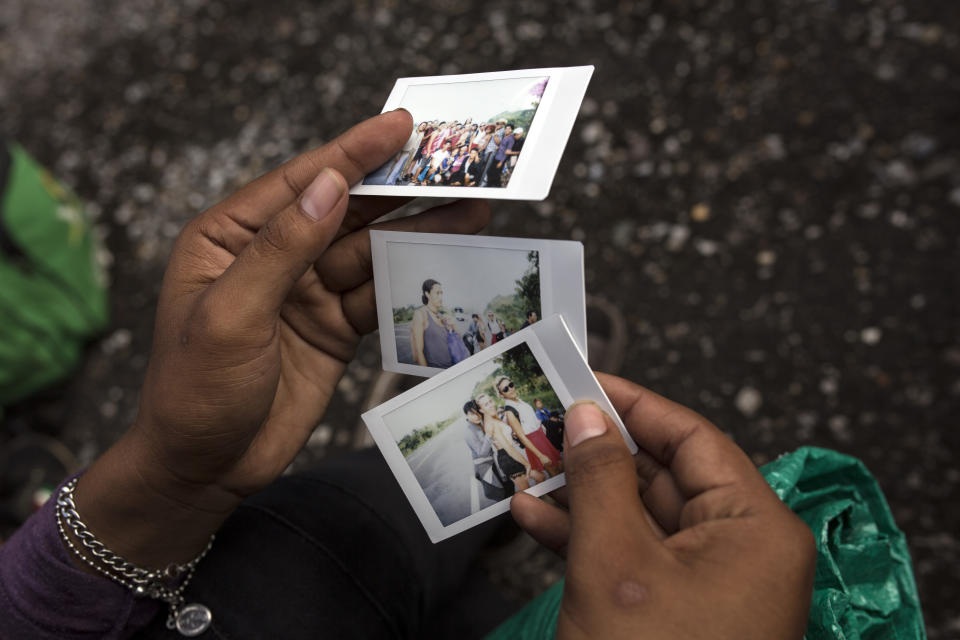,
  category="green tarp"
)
[488,446,926,639]
[0,143,108,409]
